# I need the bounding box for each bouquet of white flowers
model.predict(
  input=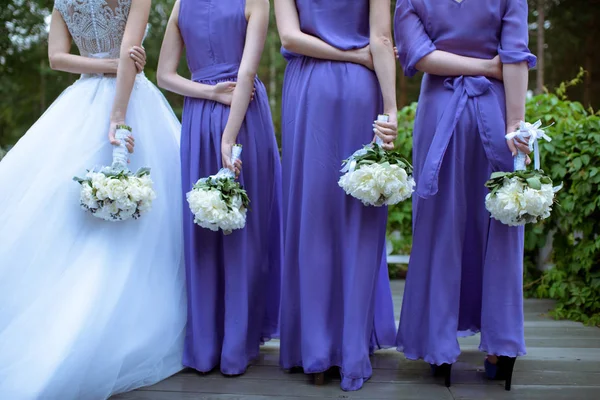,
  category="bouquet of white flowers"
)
[73,125,156,221]
[186,144,249,234]
[485,120,561,226]
[338,114,415,207]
